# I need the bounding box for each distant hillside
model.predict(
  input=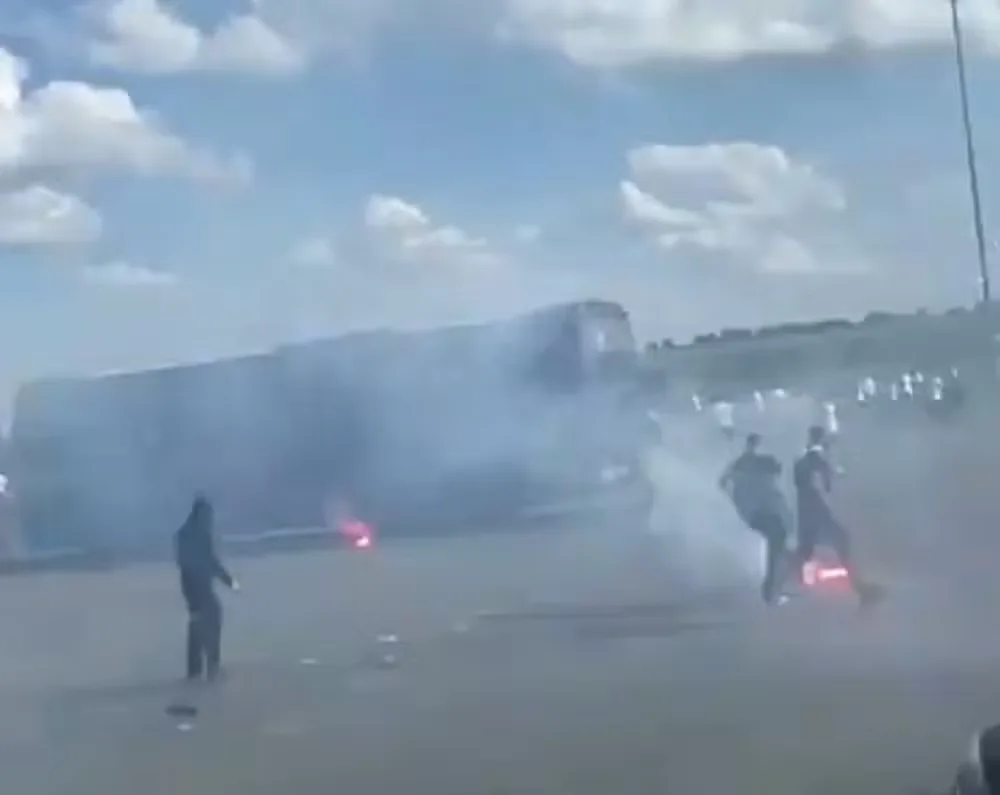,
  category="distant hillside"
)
[642,304,1000,388]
